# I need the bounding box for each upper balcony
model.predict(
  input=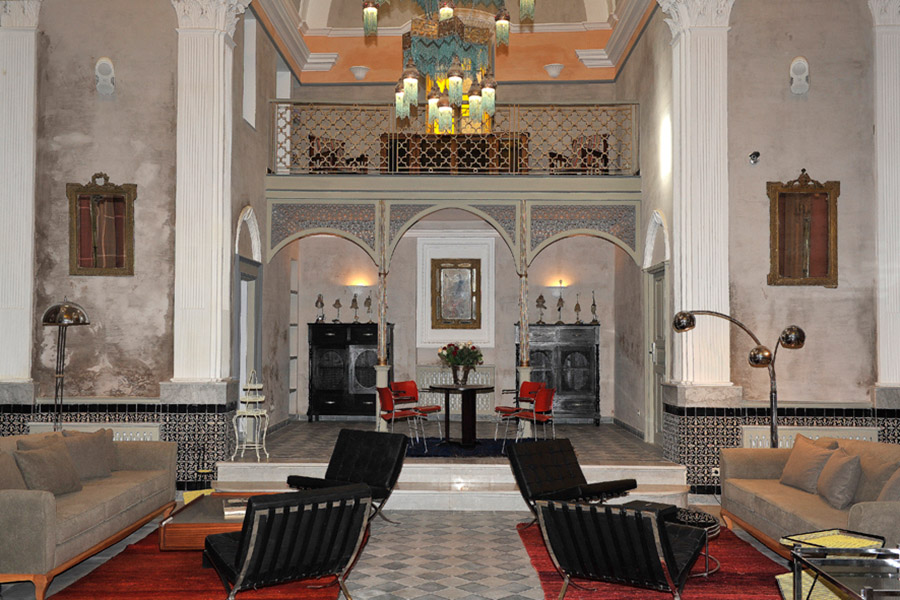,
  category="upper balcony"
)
[270,102,639,177]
